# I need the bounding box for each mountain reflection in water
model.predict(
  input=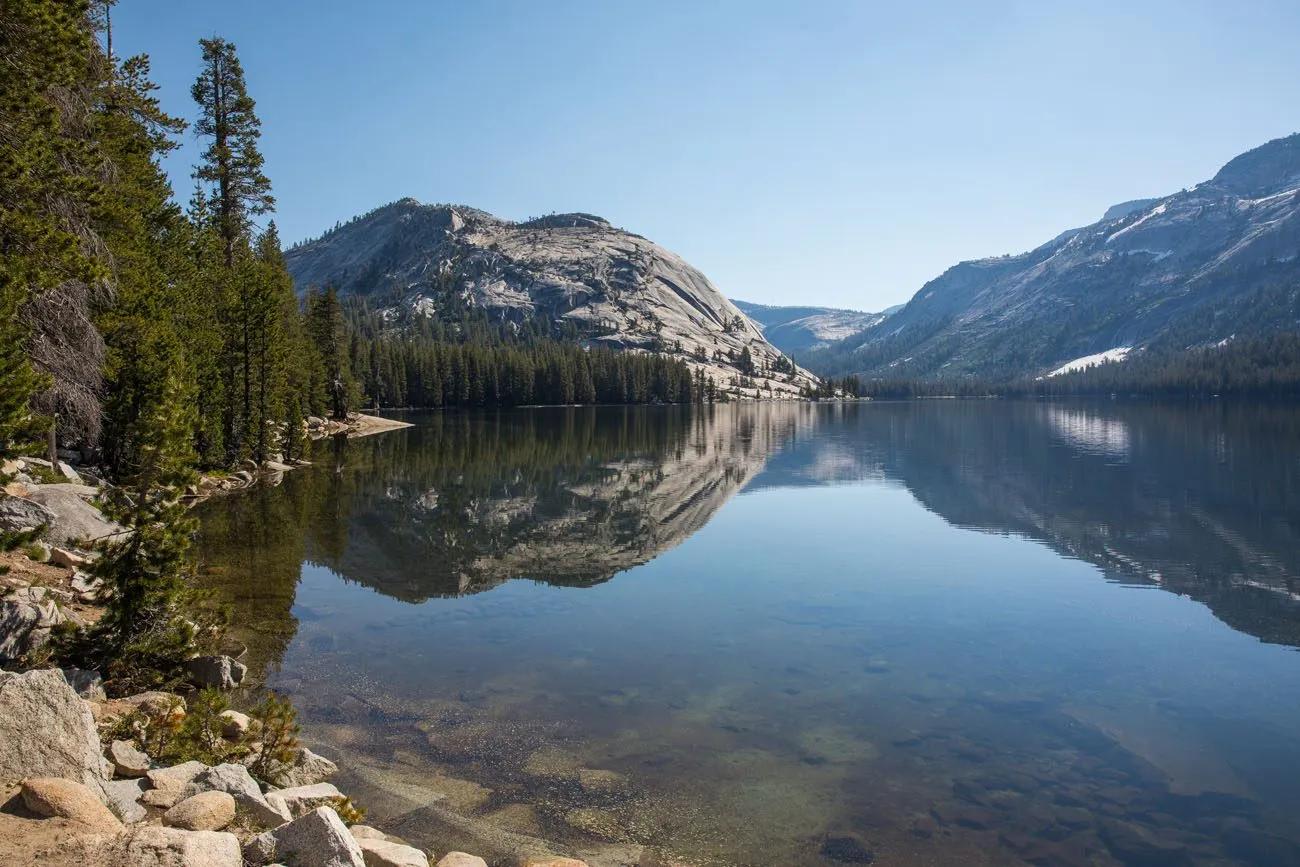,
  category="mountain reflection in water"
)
[196,401,1300,867]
